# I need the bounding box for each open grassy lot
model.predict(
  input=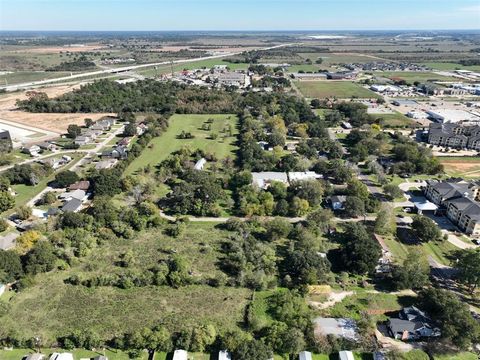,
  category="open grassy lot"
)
[432,352,479,360]
[371,112,416,128]
[0,223,250,343]
[438,156,480,178]
[125,114,238,175]
[421,62,480,71]
[138,59,249,77]
[295,81,381,99]
[0,71,73,85]
[373,71,459,83]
